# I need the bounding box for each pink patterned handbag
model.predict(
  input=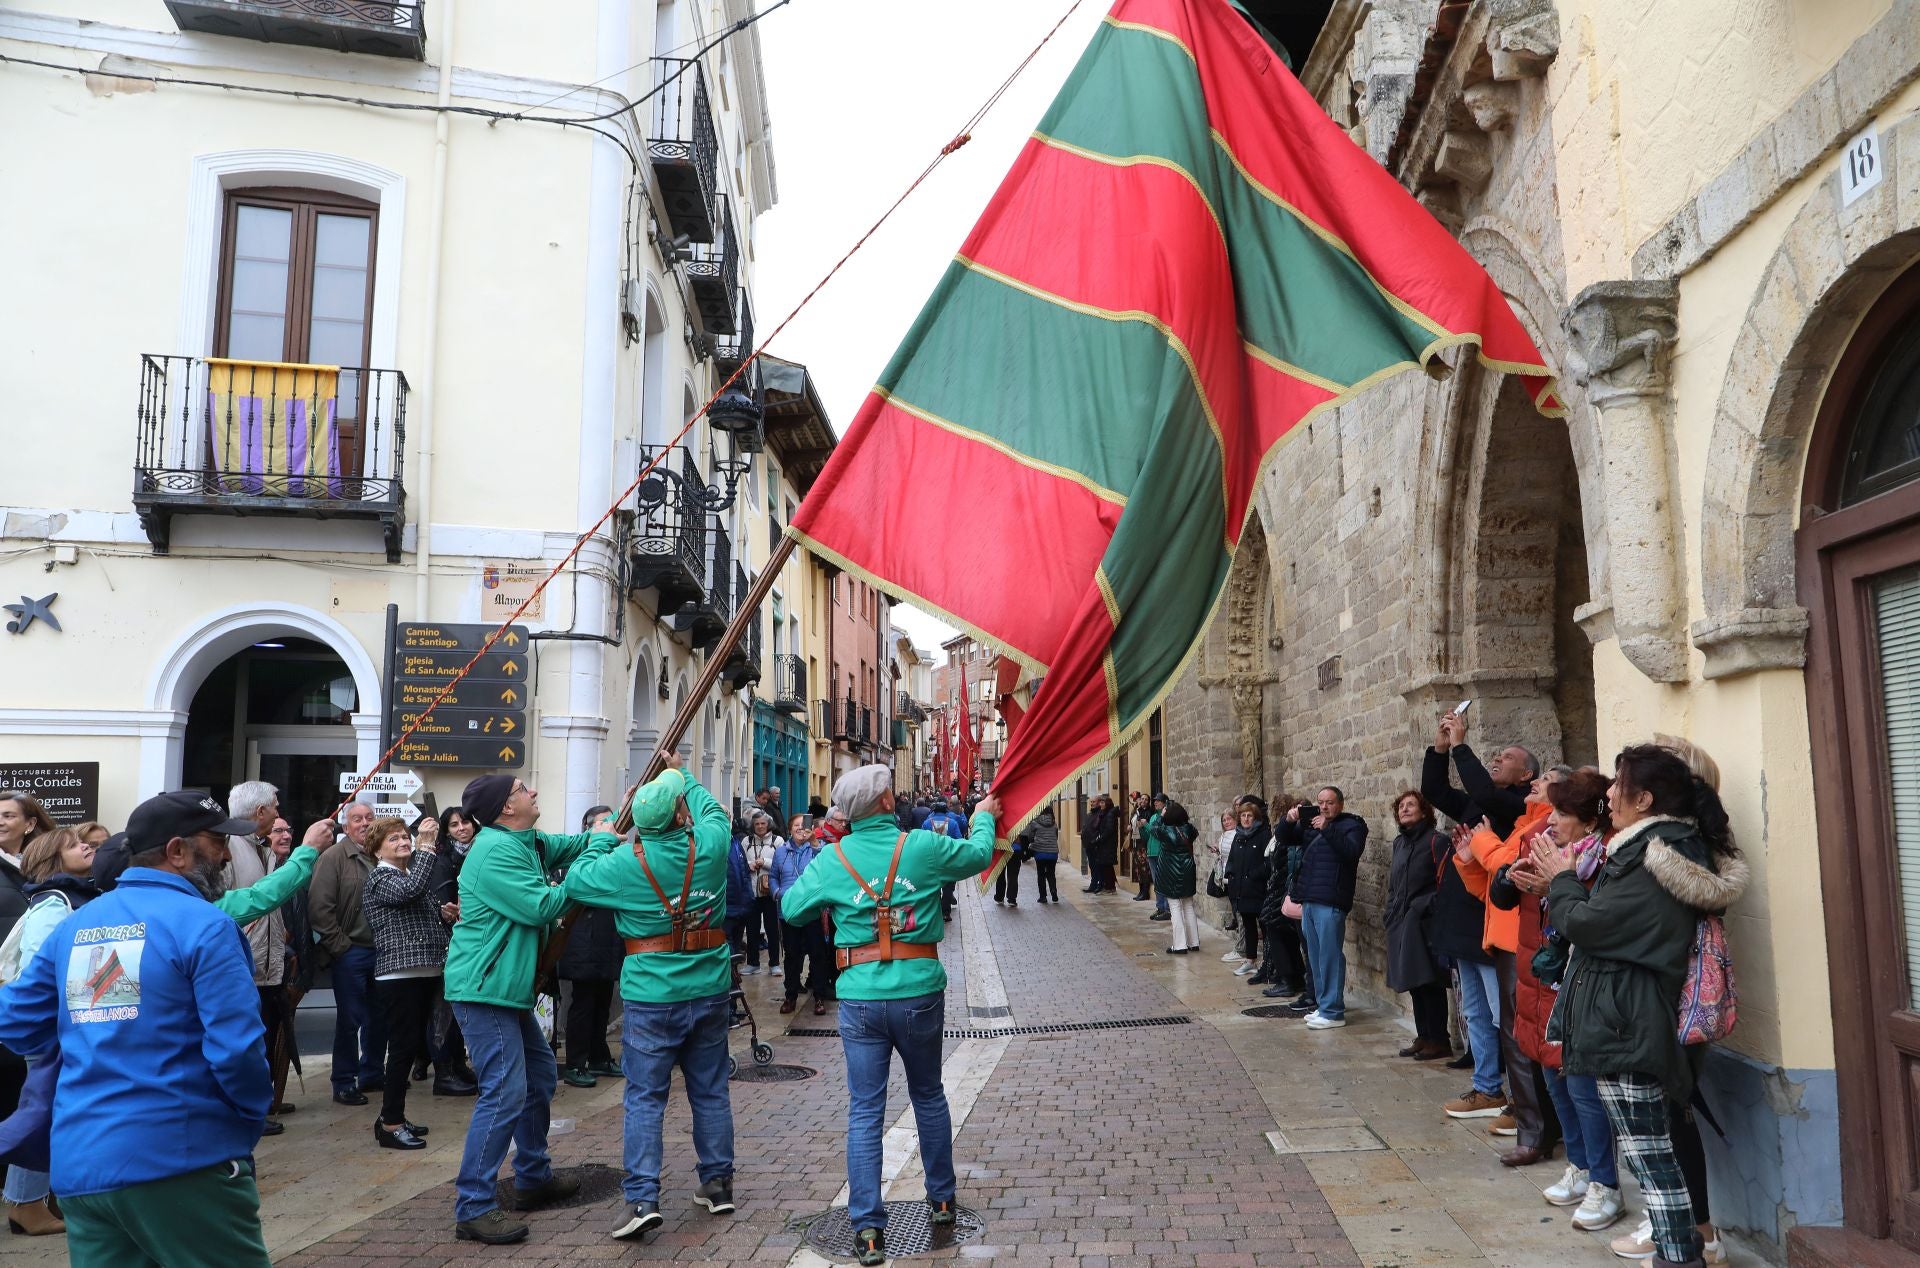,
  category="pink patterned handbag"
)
[1676,914,1737,1044]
